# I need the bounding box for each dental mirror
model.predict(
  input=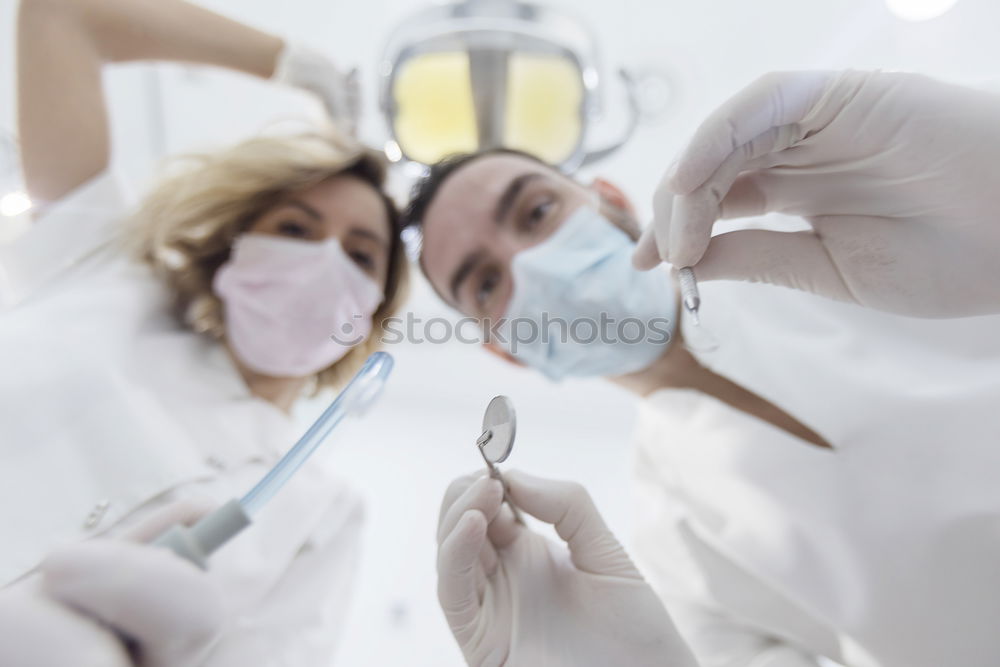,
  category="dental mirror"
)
[477,395,524,524]
[479,395,516,465]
